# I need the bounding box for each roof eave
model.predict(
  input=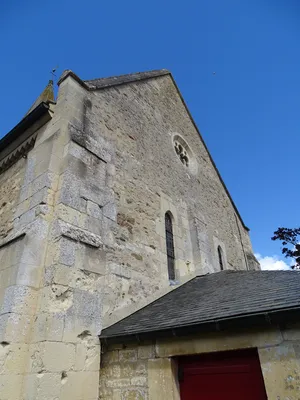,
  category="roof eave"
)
[99,306,300,344]
[0,102,51,155]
